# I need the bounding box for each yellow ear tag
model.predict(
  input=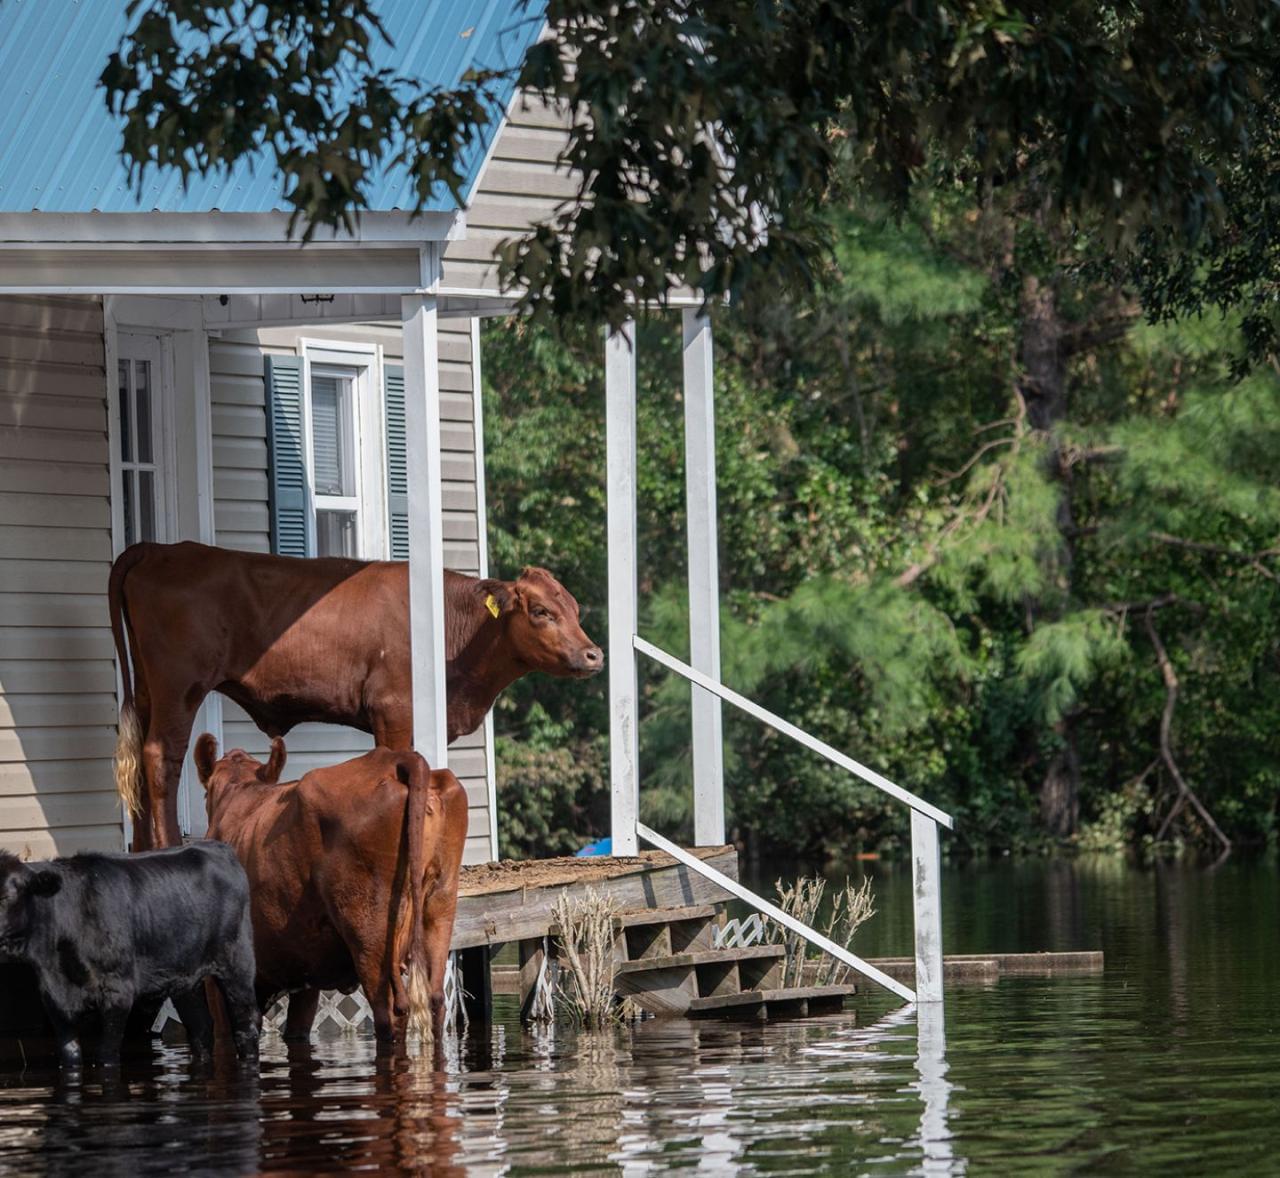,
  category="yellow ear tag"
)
[485,594,501,619]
